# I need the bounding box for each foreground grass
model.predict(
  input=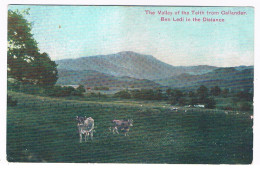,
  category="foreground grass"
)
[7,92,253,163]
